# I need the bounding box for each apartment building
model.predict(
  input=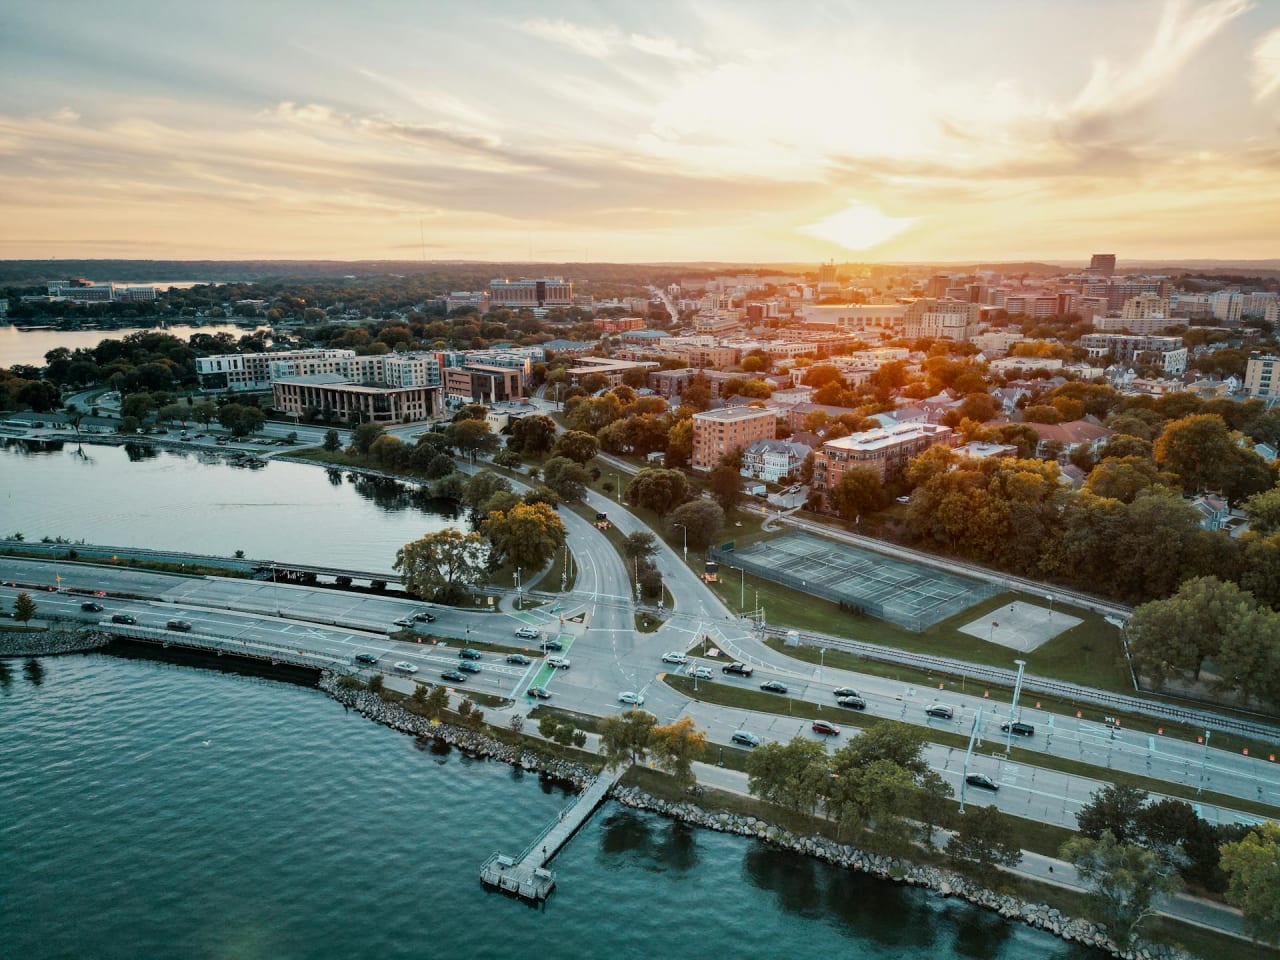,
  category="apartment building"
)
[1079,334,1187,375]
[1245,353,1280,401]
[272,374,441,424]
[812,423,954,497]
[691,407,776,471]
[488,277,574,309]
[903,298,984,340]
